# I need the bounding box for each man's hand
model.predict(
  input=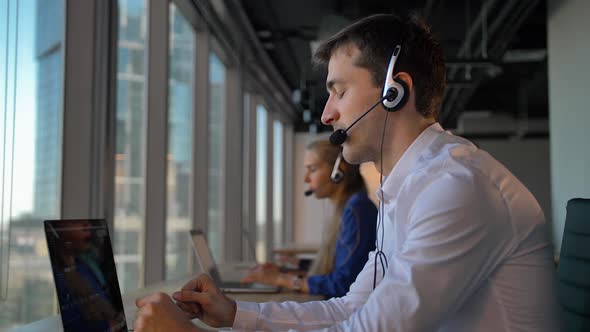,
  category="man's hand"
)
[134,292,199,332]
[172,274,237,328]
[240,262,281,285]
